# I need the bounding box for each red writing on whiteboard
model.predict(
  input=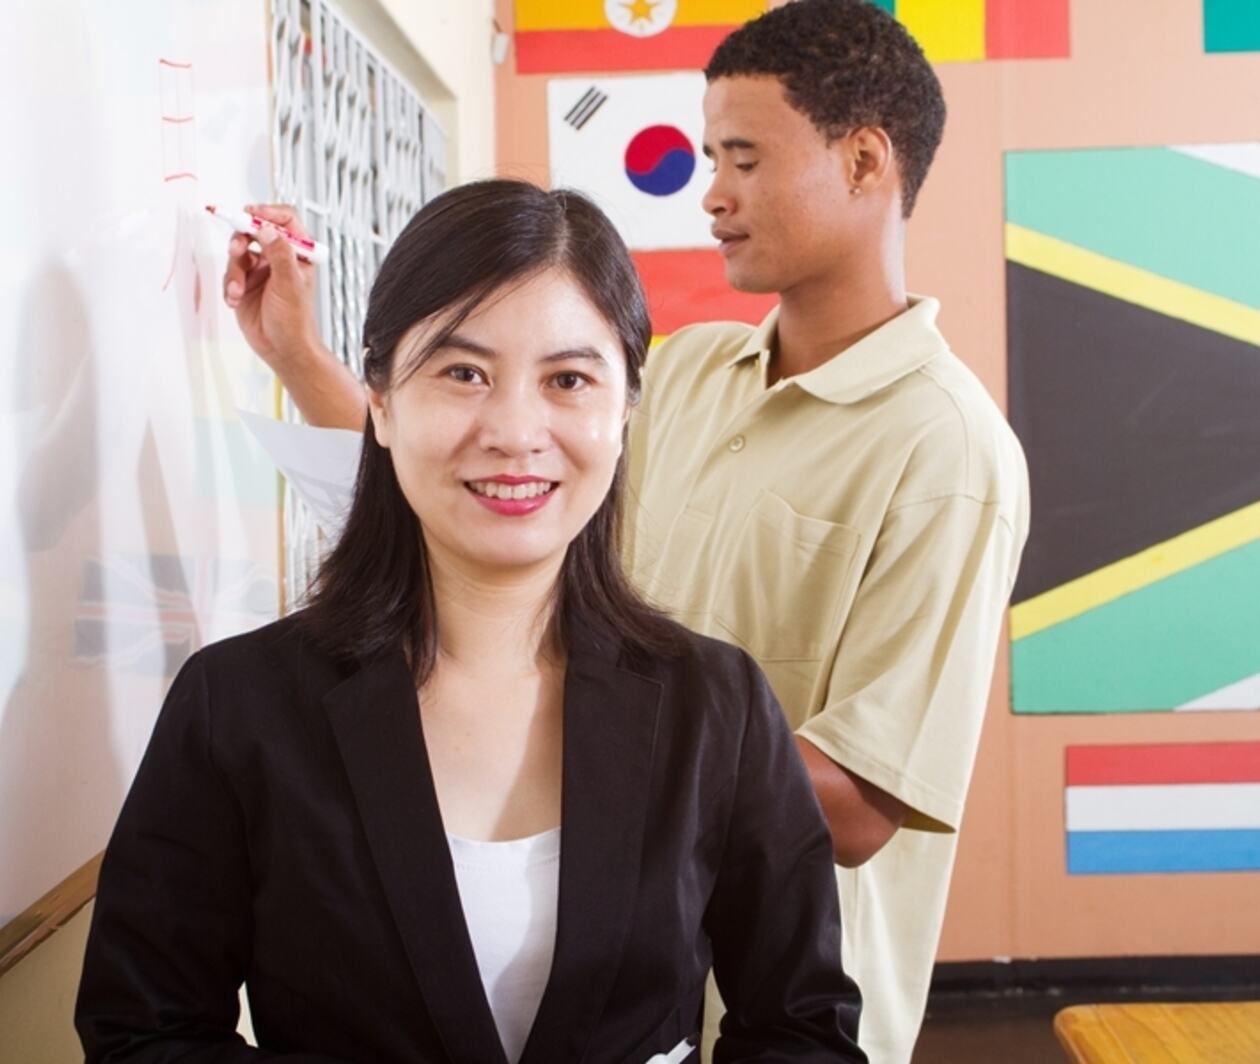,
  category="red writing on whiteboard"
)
[159,58,196,185]
[159,58,197,292]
